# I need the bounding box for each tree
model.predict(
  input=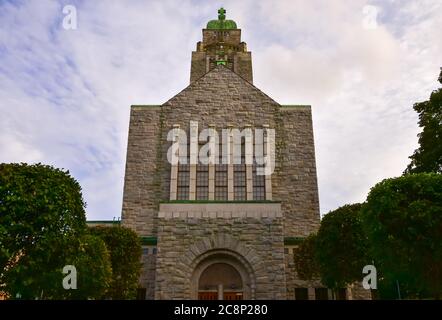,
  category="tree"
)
[362,173,442,299]
[406,68,442,174]
[90,226,142,299]
[0,163,87,299]
[65,234,112,299]
[293,234,320,281]
[0,163,113,299]
[3,233,112,300]
[315,204,370,290]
